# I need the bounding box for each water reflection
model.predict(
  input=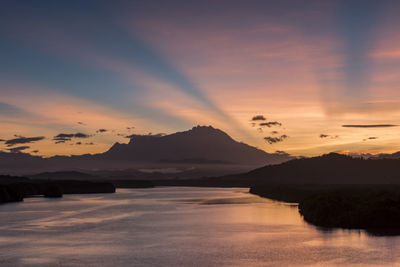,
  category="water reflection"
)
[0,187,399,266]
